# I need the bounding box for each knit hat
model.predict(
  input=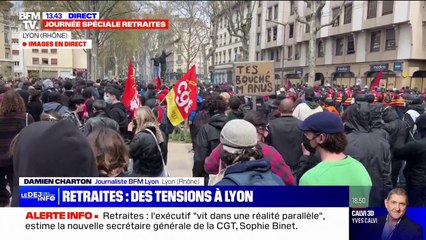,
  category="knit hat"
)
[220,119,258,154]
